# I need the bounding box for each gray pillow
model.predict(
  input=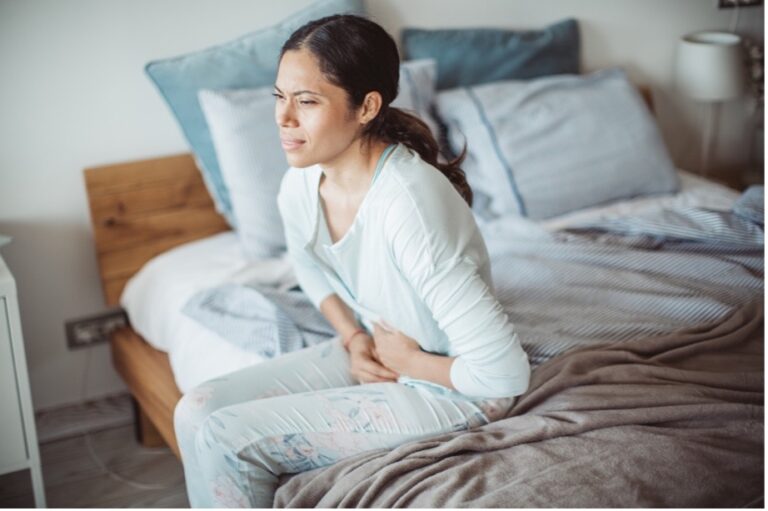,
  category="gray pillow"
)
[198,59,441,260]
[435,68,680,220]
[391,59,441,140]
